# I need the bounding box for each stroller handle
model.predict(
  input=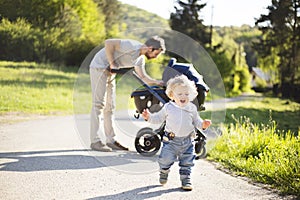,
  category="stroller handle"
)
[132,71,167,104]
